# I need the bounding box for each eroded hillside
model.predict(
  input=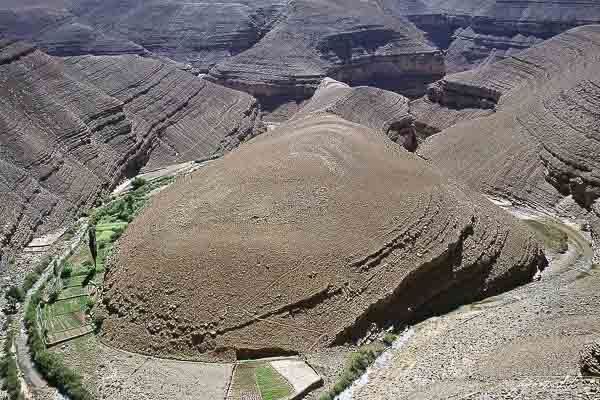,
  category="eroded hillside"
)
[0,41,260,258]
[99,80,546,362]
[418,25,600,212]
